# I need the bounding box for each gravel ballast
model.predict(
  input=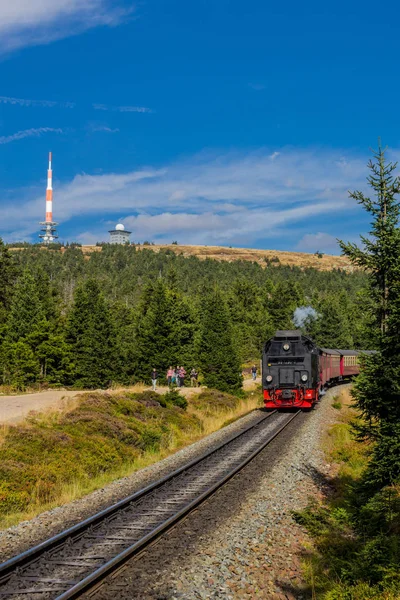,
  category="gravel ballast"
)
[88,386,346,600]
